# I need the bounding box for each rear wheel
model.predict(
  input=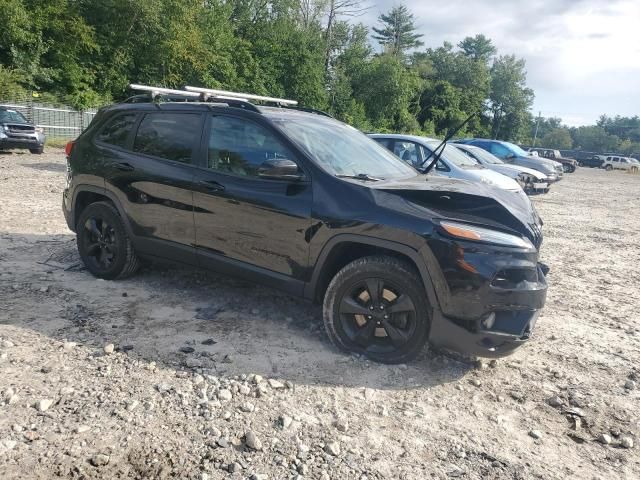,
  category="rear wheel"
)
[323,256,430,364]
[29,147,44,154]
[605,164,613,171]
[562,164,571,173]
[76,201,140,280]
